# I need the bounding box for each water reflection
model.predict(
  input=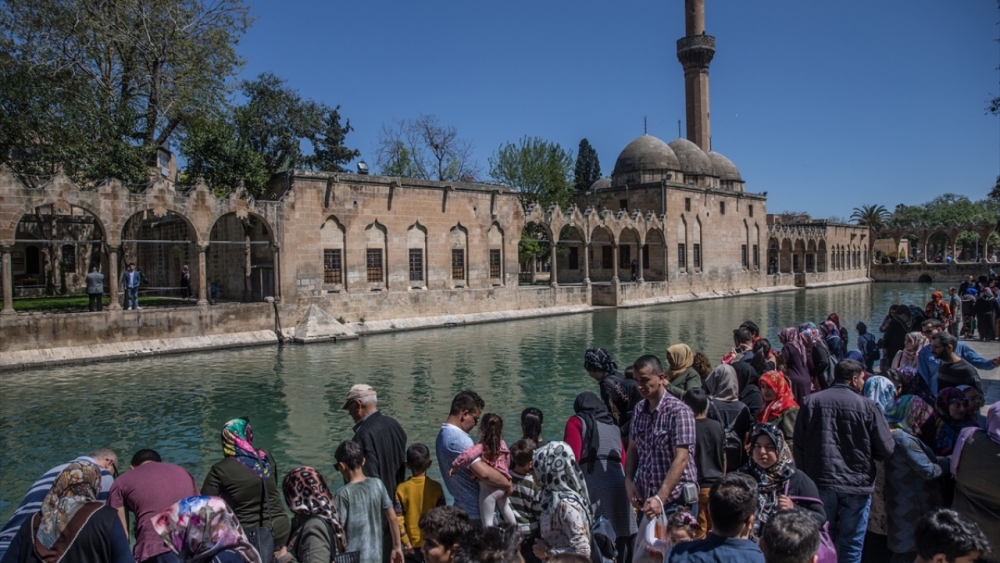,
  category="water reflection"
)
[0,282,936,520]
